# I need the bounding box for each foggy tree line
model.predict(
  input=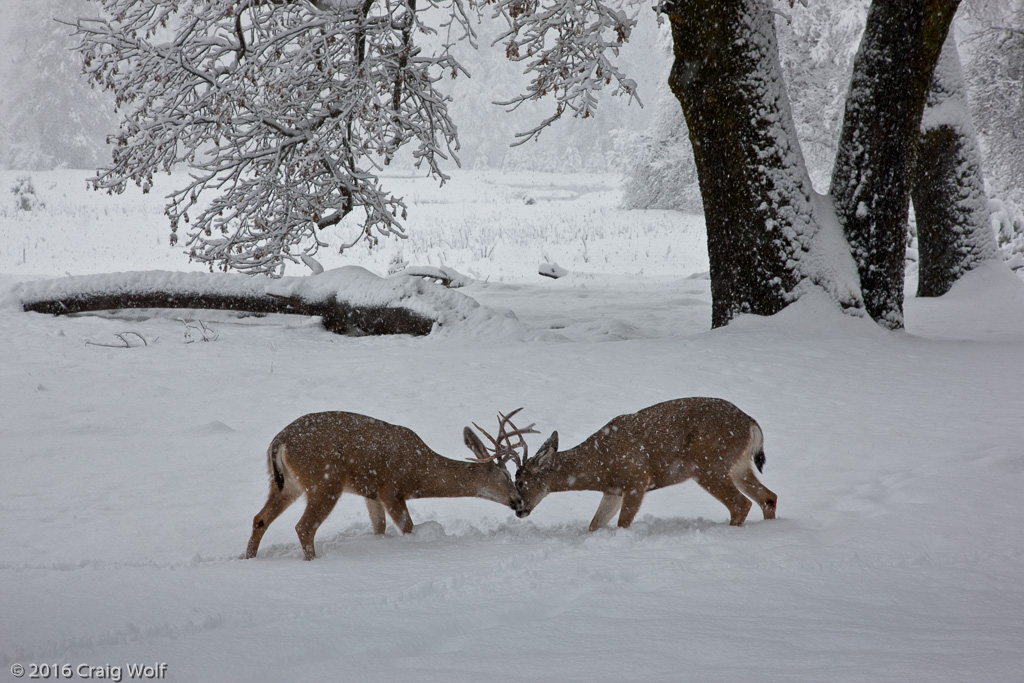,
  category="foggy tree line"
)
[0,0,118,170]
